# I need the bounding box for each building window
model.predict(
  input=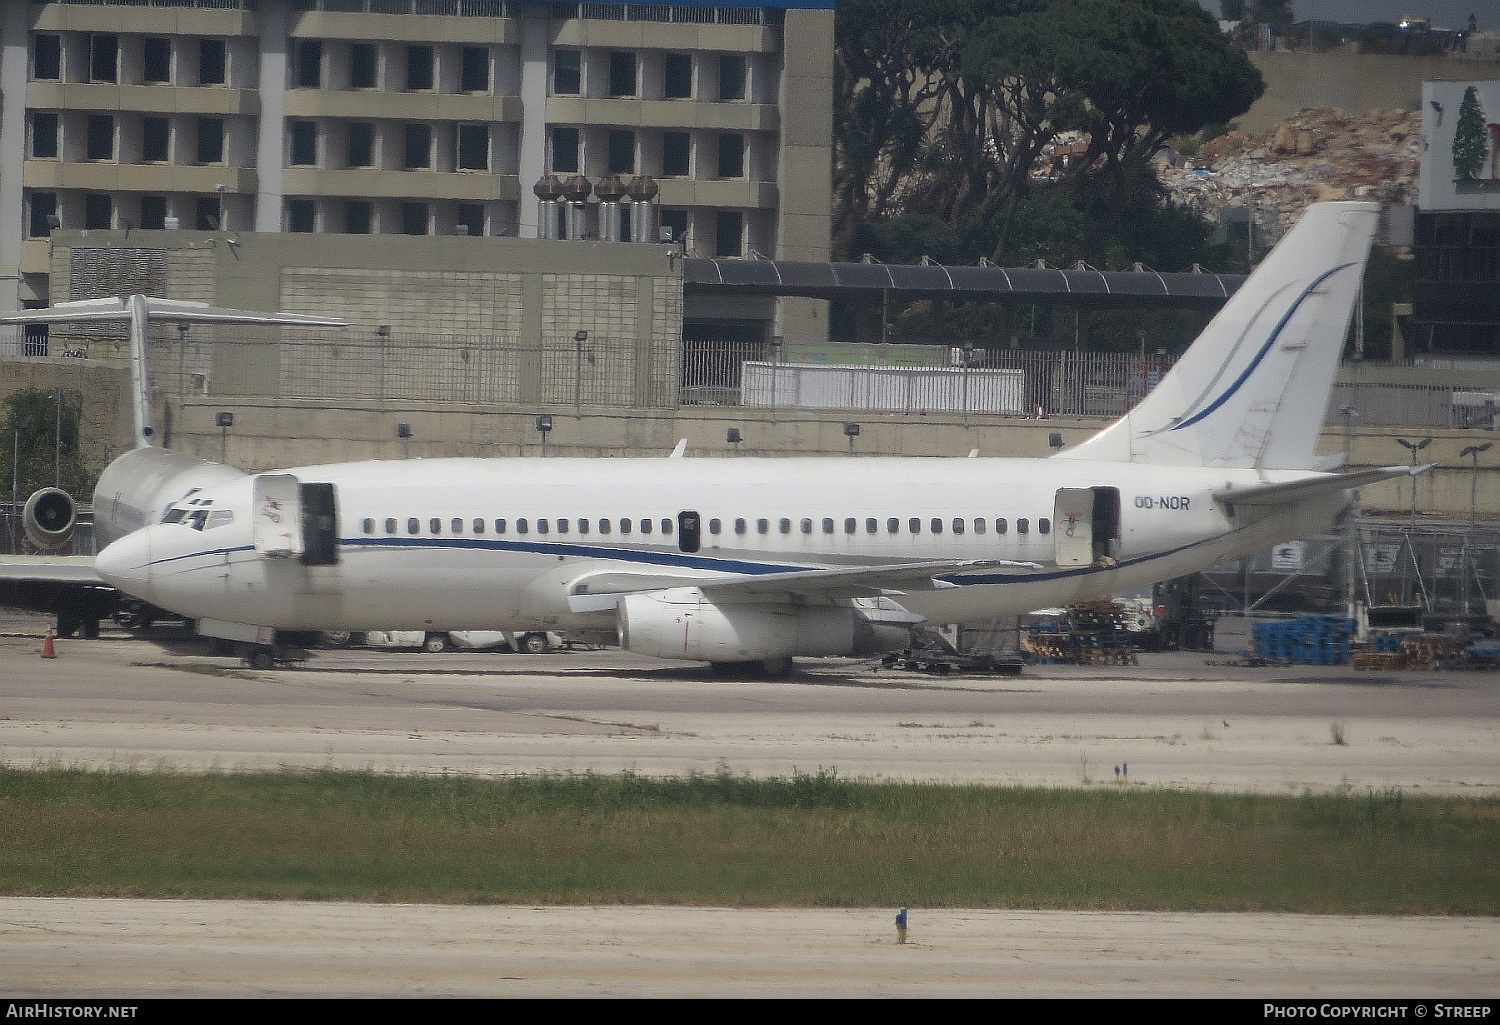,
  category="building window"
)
[403,124,431,169]
[456,203,484,237]
[294,40,322,88]
[287,199,315,233]
[345,200,372,234]
[144,38,172,84]
[719,54,746,100]
[402,202,428,235]
[90,34,118,83]
[196,118,224,164]
[86,116,115,161]
[142,116,170,162]
[657,208,685,246]
[553,50,580,94]
[406,45,434,91]
[199,39,226,85]
[33,35,60,81]
[608,51,636,97]
[457,124,488,170]
[290,121,318,166]
[717,133,744,178]
[715,211,743,258]
[662,131,689,176]
[140,196,167,230]
[28,192,57,238]
[461,47,489,92]
[664,53,692,98]
[346,123,374,167]
[607,130,635,174]
[189,197,213,230]
[84,194,113,230]
[30,113,58,159]
[550,126,579,174]
[350,43,377,89]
